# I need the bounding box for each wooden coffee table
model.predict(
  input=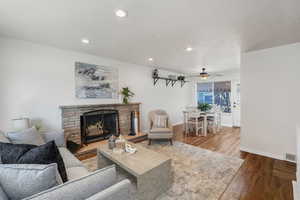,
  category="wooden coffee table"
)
[97,142,172,200]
